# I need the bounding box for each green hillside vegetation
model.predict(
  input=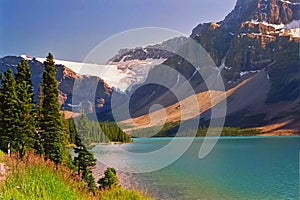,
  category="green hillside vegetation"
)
[131,121,260,137]
[0,152,151,200]
[68,116,132,146]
